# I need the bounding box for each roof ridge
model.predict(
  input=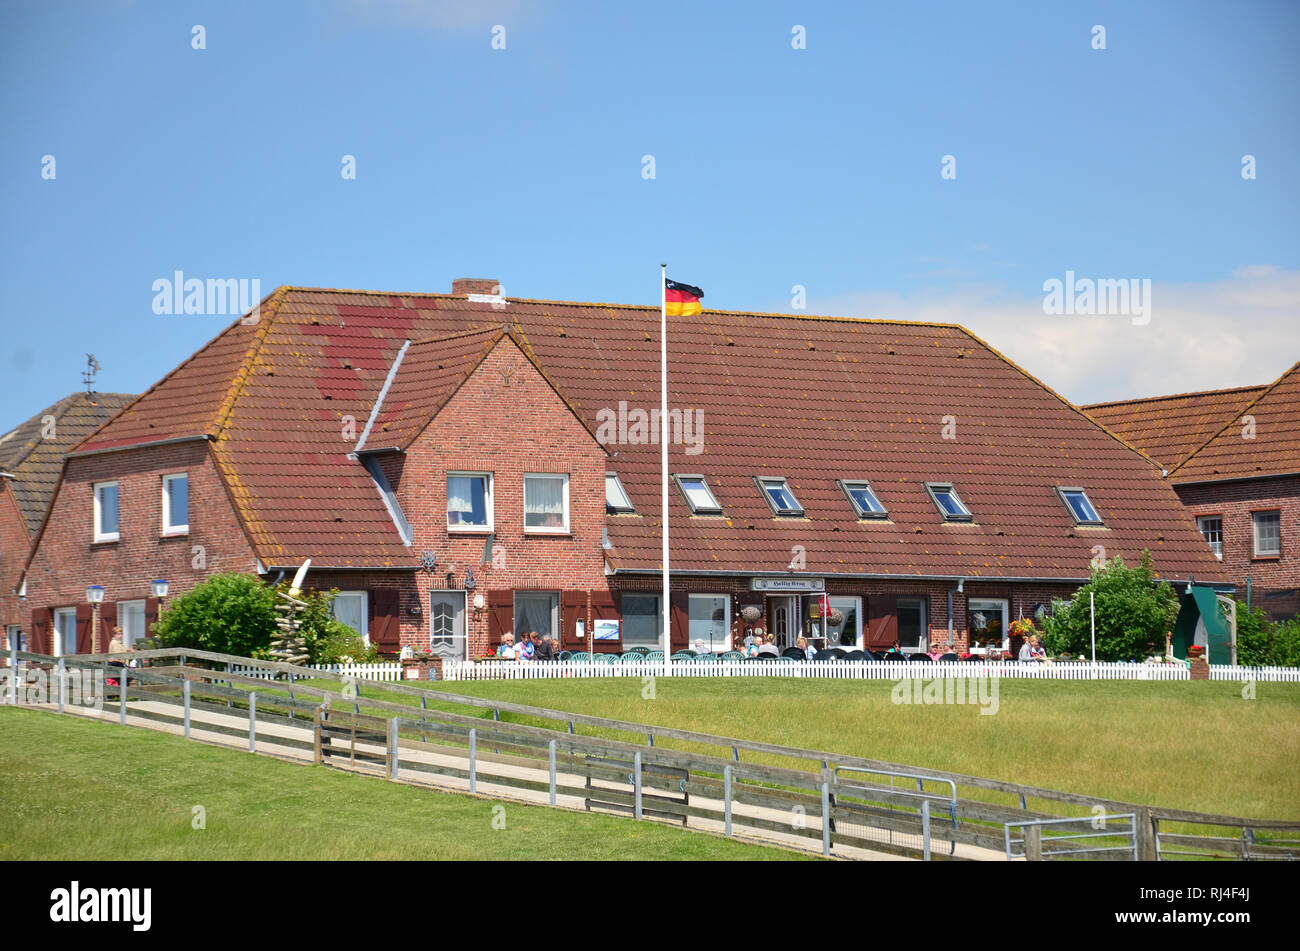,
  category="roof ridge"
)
[279,285,967,332]
[1167,357,1300,479]
[210,287,288,442]
[408,324,510,348]
[1,392,135,472]
[953,324,1167,472]
[1084,383,1267,410]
